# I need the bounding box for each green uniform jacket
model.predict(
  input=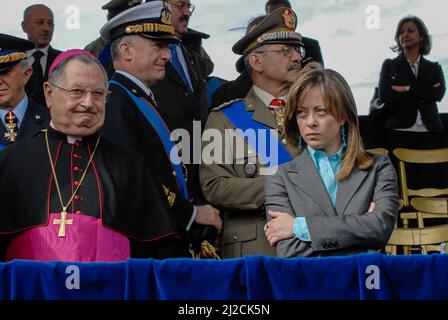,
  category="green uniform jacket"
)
[200,88,294,258]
